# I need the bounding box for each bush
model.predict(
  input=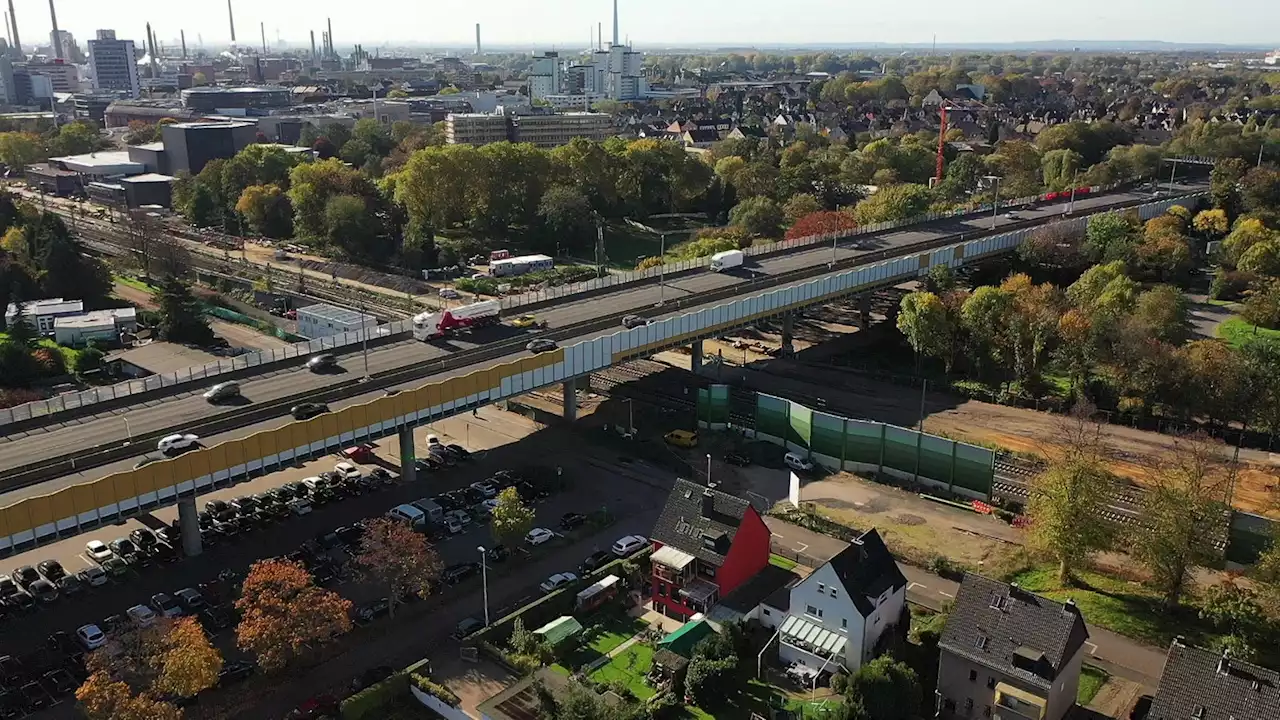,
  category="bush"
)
[1210,269,1259,301]
[928,554,962,580]
[340,671,409,720]
[635,256,664,270]
[74,347,105,374]
[507,653,543,674]
[409,673,461,707]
